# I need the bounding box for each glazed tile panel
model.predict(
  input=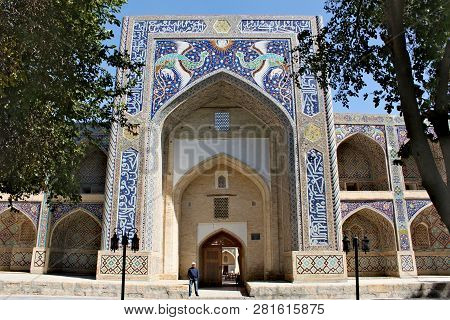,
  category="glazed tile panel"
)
[306,149,328,245]
[117,148,139,234]
[151,39,294,118]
